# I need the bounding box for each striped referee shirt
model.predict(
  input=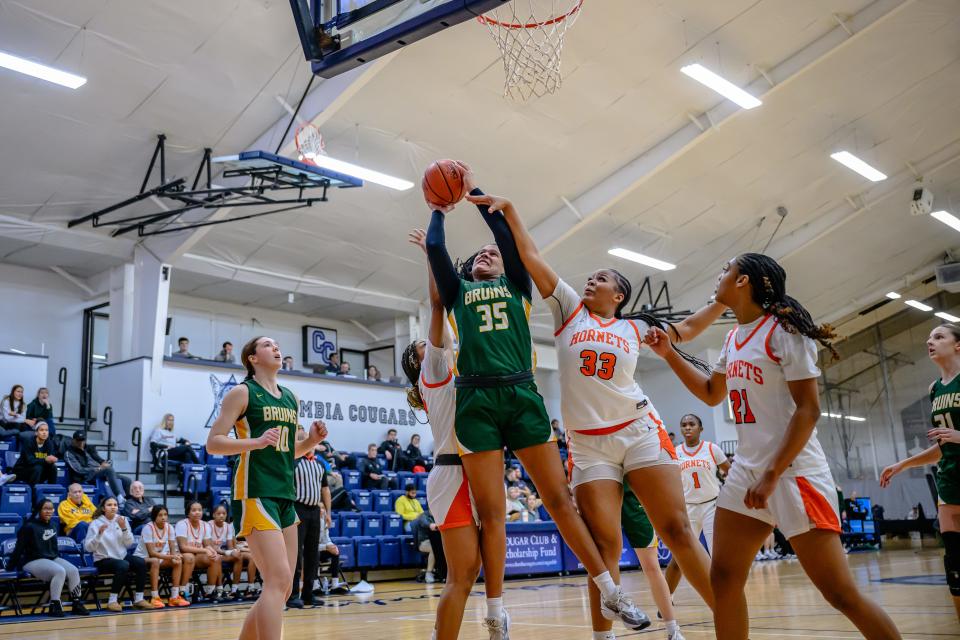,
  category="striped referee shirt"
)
[294,455,329,507]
